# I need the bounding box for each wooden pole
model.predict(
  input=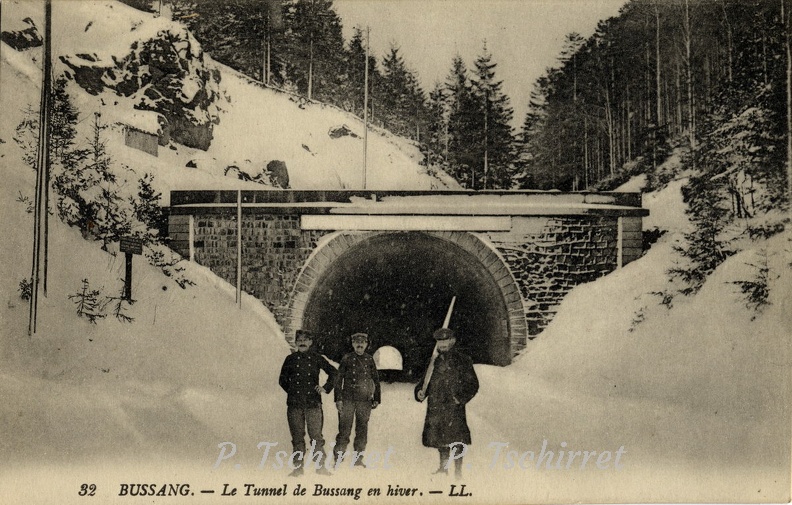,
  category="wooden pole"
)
[236,189,242,308]
[42,0,52,295]
[786,0,792,216]
[1,0,3,93]
[362,26,369,190]
[28,0,52,336]
[442,296,456,328]
[419,297,457,399]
